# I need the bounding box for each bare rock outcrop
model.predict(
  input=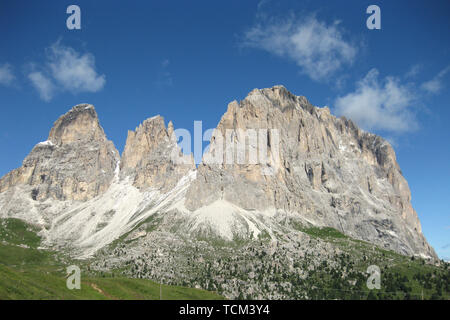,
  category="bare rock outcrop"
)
[0,104,119,201]
[120,115,195,192]
[185,85,436,259]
